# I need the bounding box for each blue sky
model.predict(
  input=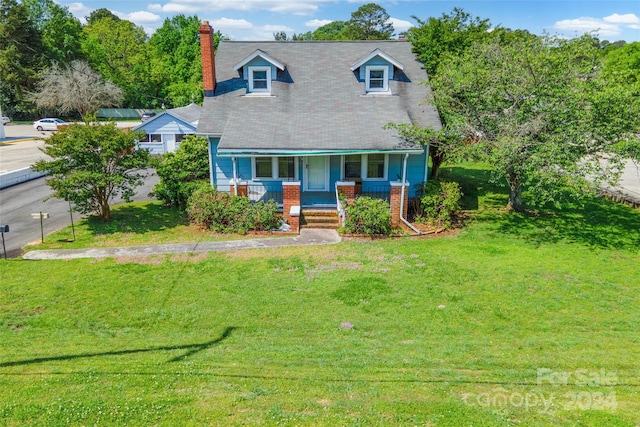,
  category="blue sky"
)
[60,0,640,42]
